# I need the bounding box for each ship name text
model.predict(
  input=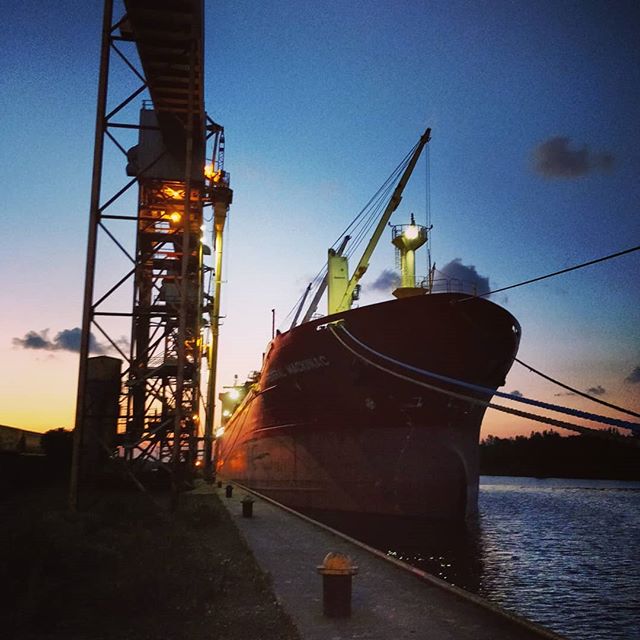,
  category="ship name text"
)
[266,355,330,385]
